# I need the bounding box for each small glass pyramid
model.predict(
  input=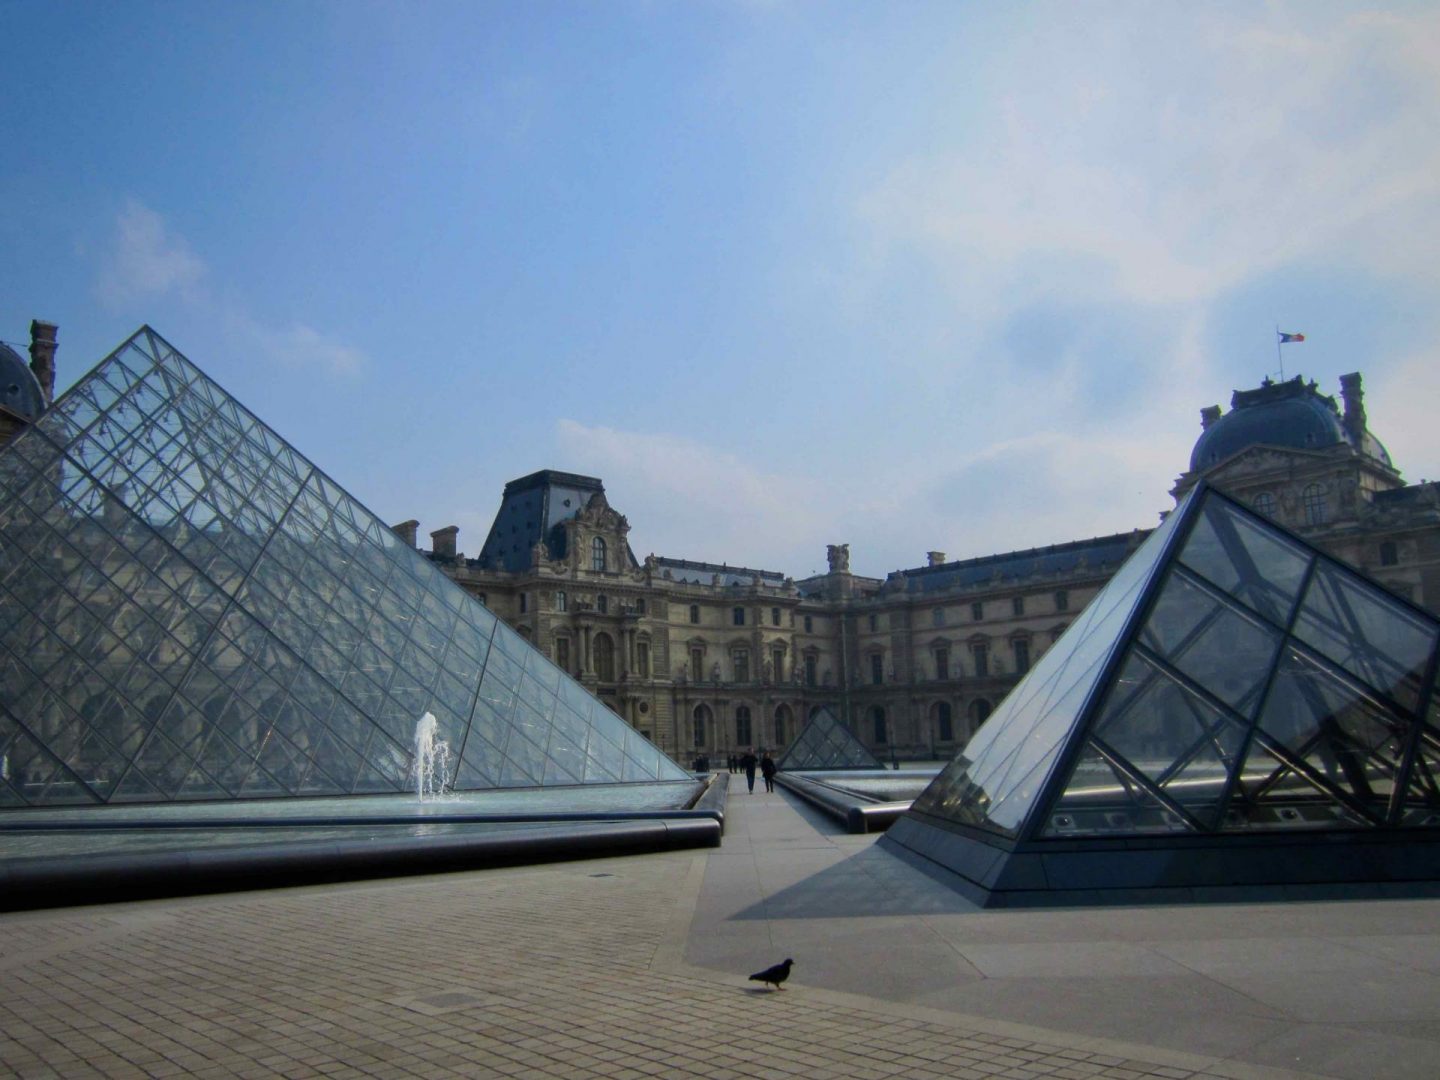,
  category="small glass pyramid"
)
[903,484,1440,846]
[777,707,885,770]
[0,327,689,807]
